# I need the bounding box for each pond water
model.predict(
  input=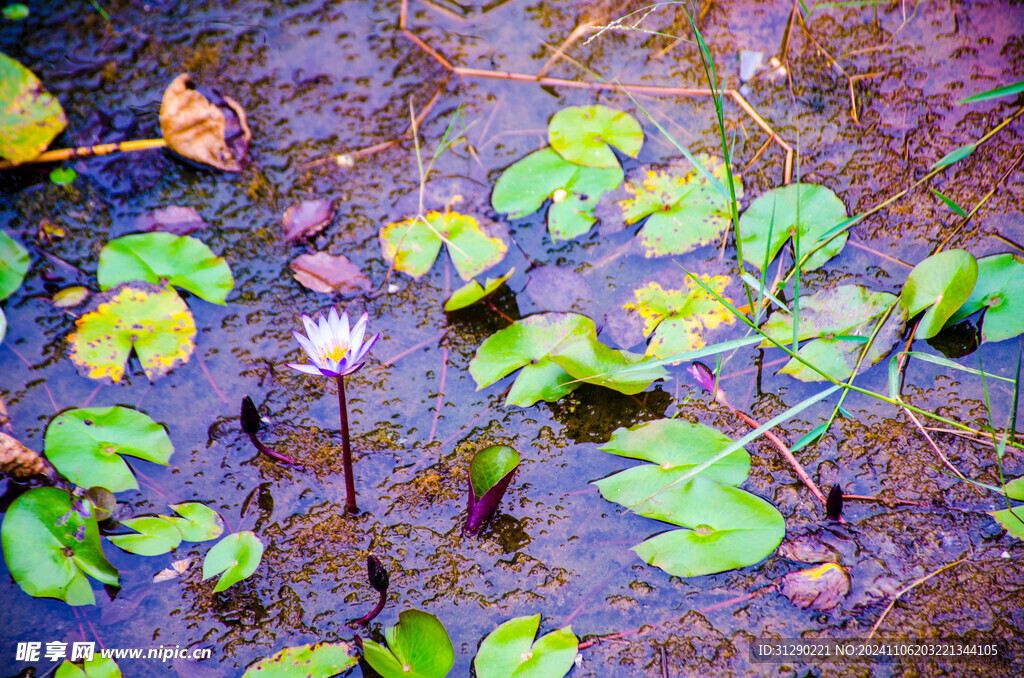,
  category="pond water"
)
[2,0,1024,676]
